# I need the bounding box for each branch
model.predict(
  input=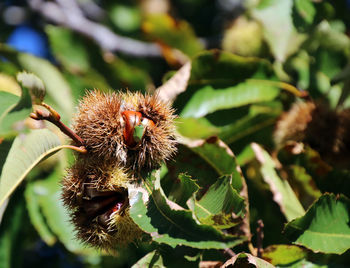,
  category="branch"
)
[30,103,87,154]
[256,219,264,258]
[27,0,163,57]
